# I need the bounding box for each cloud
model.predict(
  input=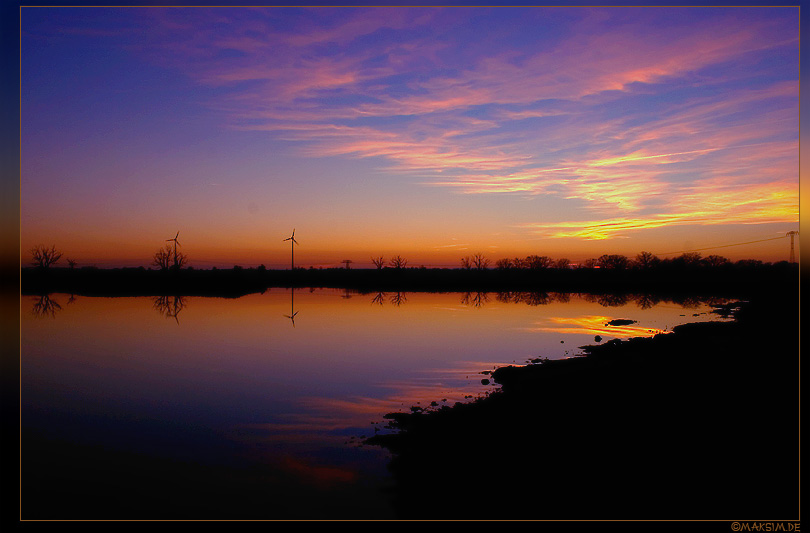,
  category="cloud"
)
[129,6,798,235]
[520,178,798,240]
